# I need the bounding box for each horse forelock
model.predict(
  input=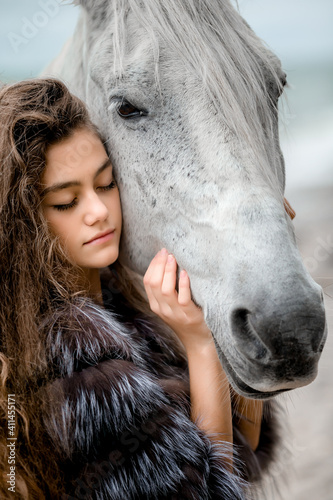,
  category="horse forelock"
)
[80,0,286,194]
